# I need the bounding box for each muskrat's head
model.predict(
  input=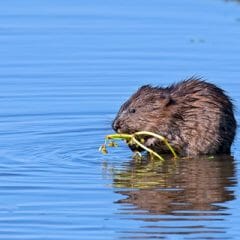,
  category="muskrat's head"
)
[112,85,177,136]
